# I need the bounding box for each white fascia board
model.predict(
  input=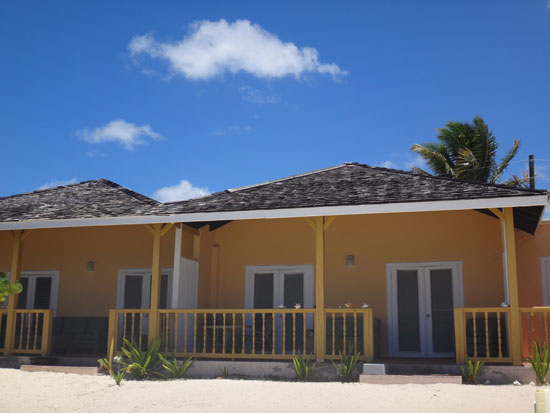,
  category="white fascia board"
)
[0,194,547,230]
